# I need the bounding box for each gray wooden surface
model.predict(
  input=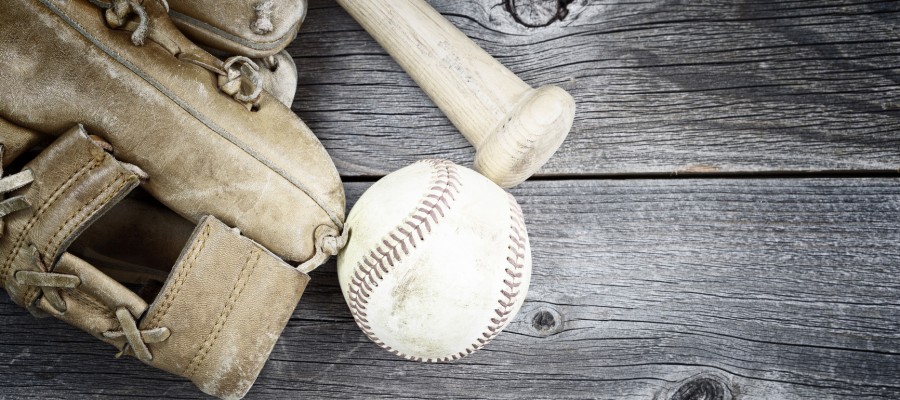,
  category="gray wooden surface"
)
[293,0,900,177]
[2,1,900,399]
